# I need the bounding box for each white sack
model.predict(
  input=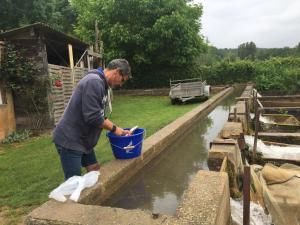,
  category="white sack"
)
[49,171,100,202]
